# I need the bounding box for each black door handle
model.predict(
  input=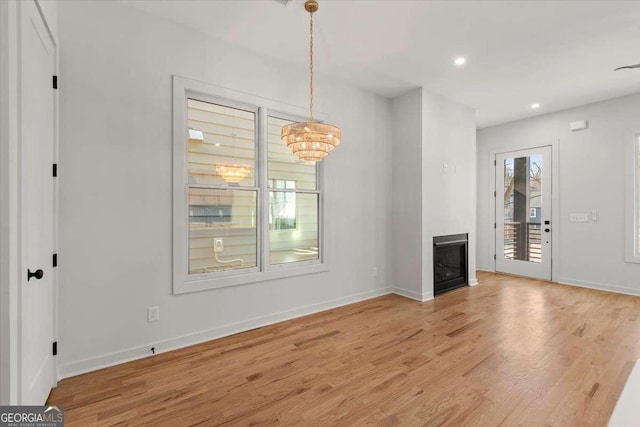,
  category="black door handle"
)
[544,228,550,233]
[27,269,44,281]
